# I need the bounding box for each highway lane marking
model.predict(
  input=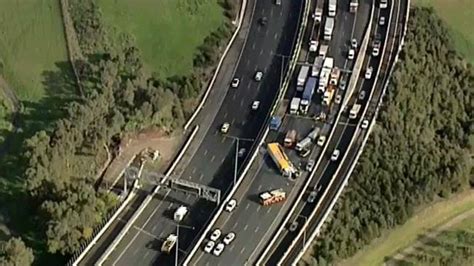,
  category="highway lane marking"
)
[244,225,248,231]
[255,226,260,233]
[192,168,197,174]
[221,137,226,144]
[144,251,150,258]
[199,174,204,181]
[168,203,173,208]
[186,194,191,200]
[259,49,264,56]
[221,156,226,163]
[266,208,271,214]
[257,184,262,191]
[204,149,208,156]
[245,203,250,210]
[270,8,274,18]
[251,42,256,50]
[232,93,237,100]
[211,155,216,162]
[152,225,158,232]
[240,247,246,254]
[274,32,278,40]
[256,206,261,213]
[188,175,193,180]
[232,221,239,230]
[223,112,228,119]
[132,247,140,256]
[246,59,251,67]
